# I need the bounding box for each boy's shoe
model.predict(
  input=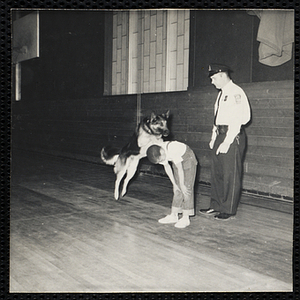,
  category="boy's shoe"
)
[174,218,190,228]
[199,208,219,215]
[158,214,178,224]
[214,213,235,221]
